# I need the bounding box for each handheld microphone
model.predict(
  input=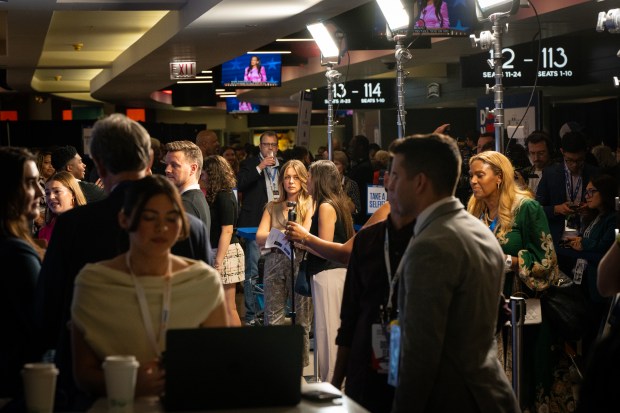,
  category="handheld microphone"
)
[287,201,297,222]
